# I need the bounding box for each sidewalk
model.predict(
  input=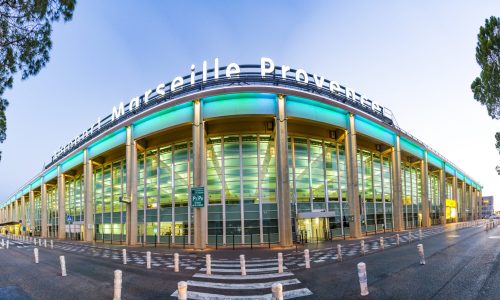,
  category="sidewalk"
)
[36,220,485,260]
